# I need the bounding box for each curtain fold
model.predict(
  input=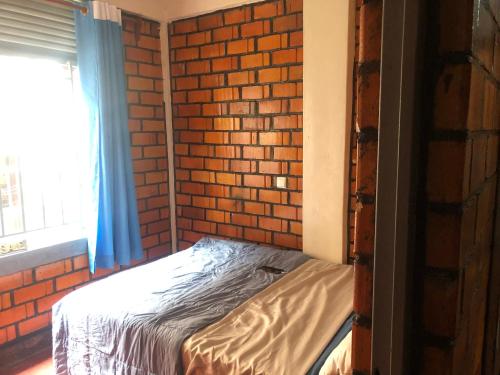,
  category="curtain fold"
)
[75,1,143,272]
